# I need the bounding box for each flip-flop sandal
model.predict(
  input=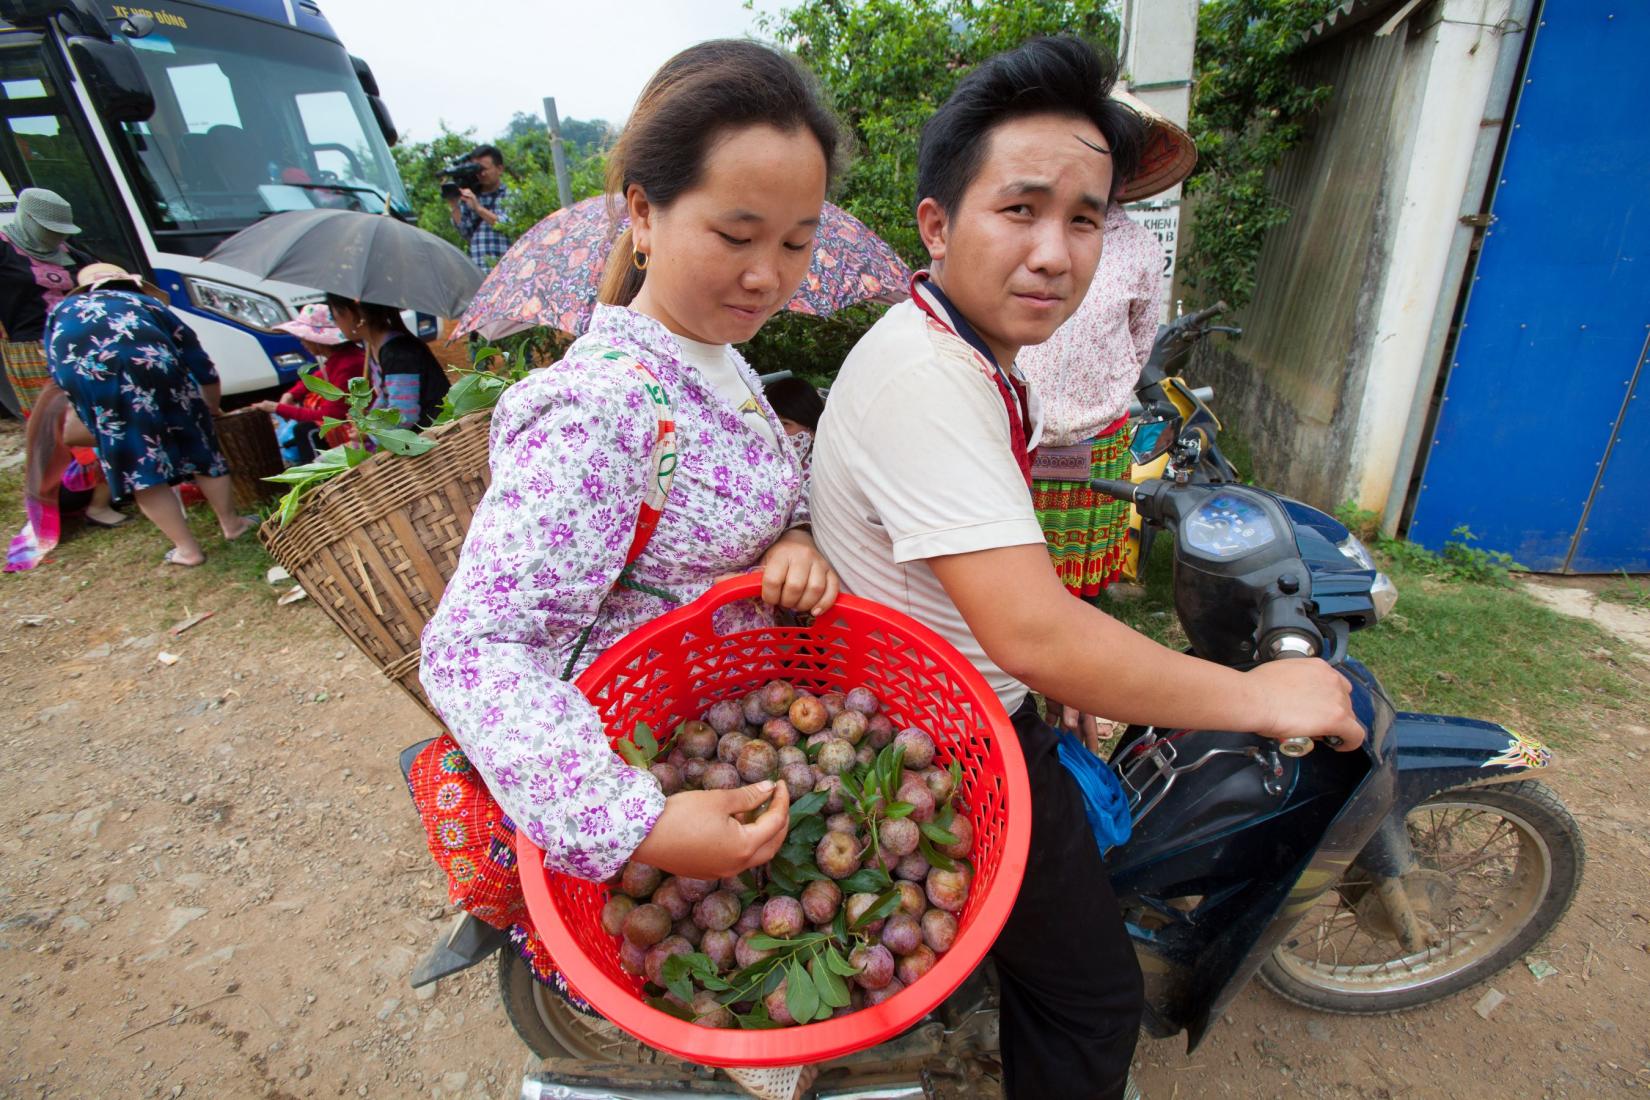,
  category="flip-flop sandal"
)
[163,548,205,567]
[85,513,132,529]
[225,514,260,541]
